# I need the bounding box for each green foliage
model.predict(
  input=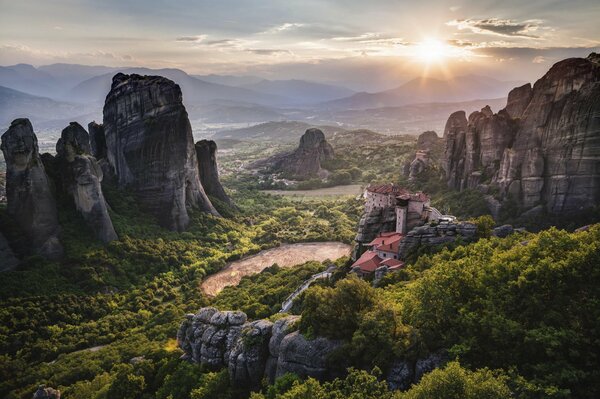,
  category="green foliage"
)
[396,226,600,397]
[471,215,495,238]
[299,276,377,340]
[213,262,326,319]
[396,361,511,399]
